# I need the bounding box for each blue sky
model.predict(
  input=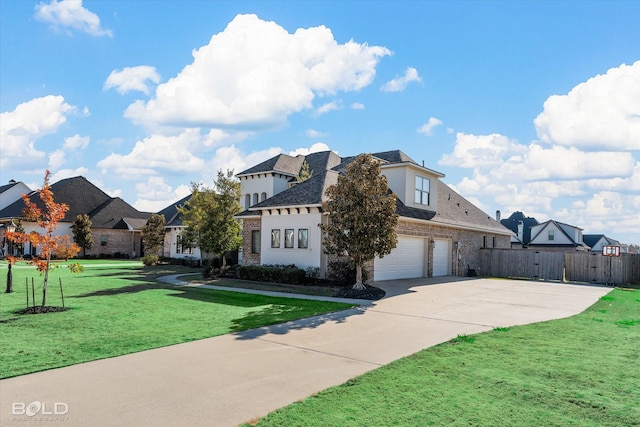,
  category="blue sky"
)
[1,1,639,244]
